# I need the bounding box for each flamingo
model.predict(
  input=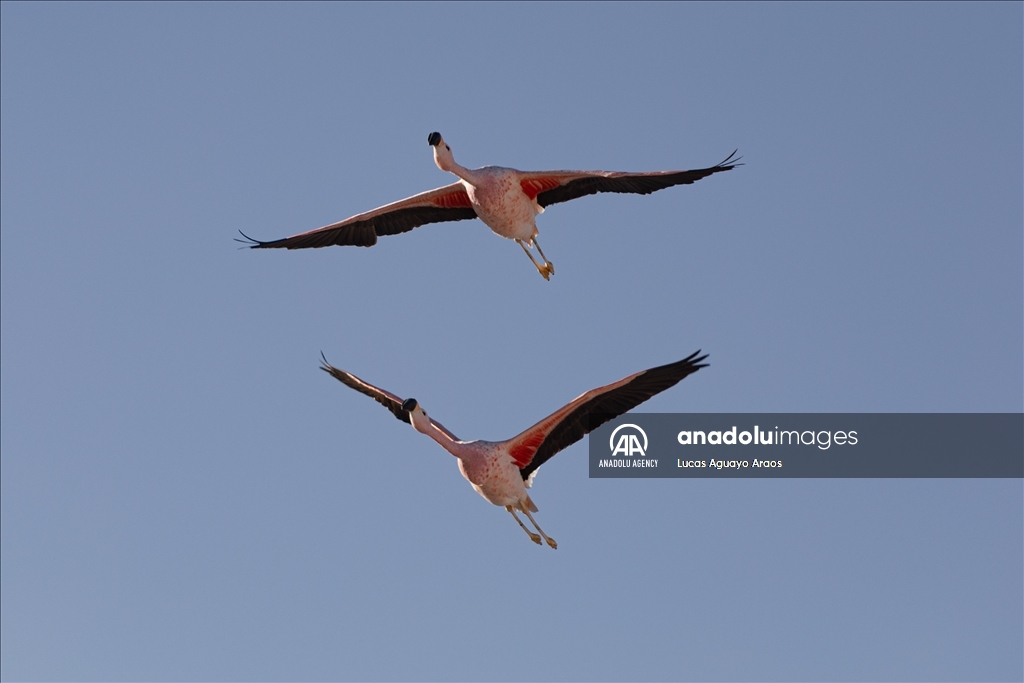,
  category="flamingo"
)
[319,350,708,547]
[239,133,740,280]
